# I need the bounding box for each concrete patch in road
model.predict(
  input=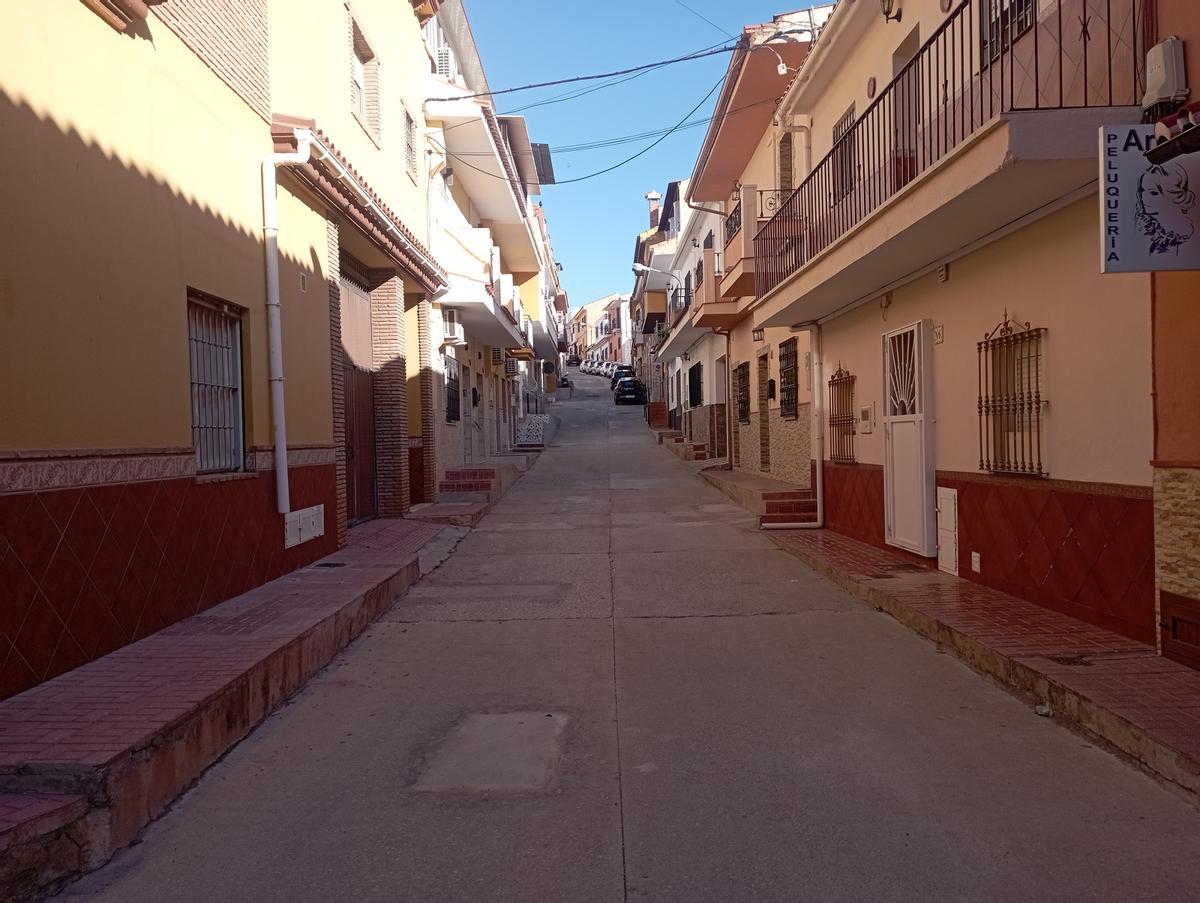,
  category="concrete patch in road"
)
[412,712,569,792]
[456,526,610,555]
[611,524,776,553]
